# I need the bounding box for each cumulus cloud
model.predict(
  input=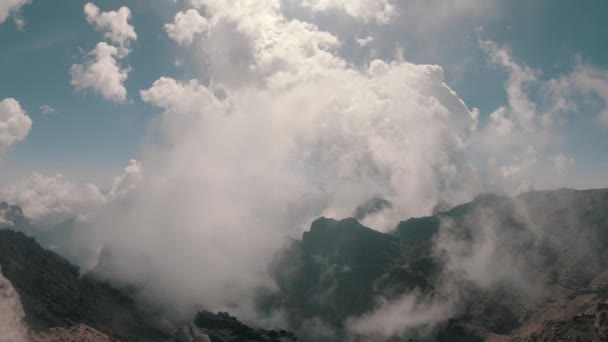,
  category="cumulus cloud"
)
[70,0,494,323]
[0,0,30,25]
[302,0,396,23]
[0,159,142,224]
[70,42,130,103]
[0,98,32,153]
[165,9,208,46]
[71,3,136,103]
[84,2,137,57]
